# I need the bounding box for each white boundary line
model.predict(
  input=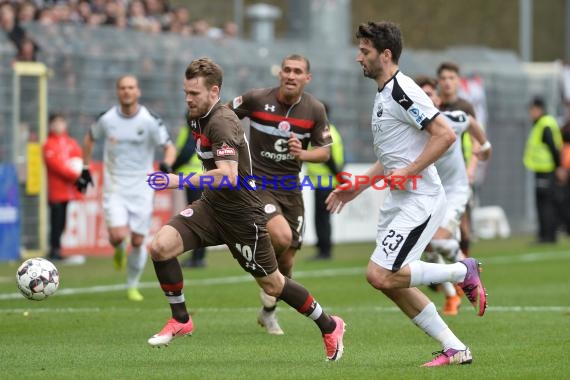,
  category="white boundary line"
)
[1,250,569,301]
[1,305,569,314]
